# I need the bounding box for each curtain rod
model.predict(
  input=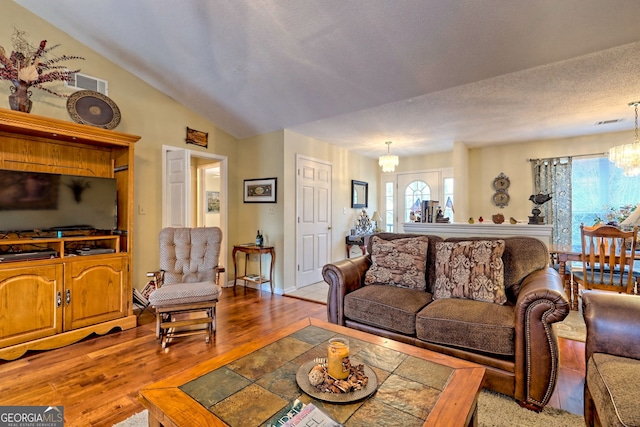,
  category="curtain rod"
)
[527,152,607,162]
